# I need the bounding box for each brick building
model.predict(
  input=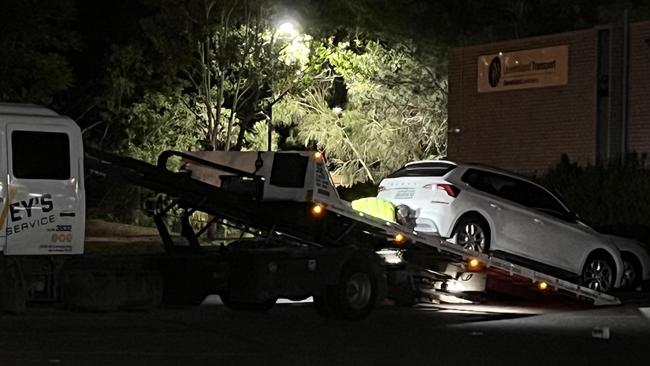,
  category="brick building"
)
[447,21,650,174]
